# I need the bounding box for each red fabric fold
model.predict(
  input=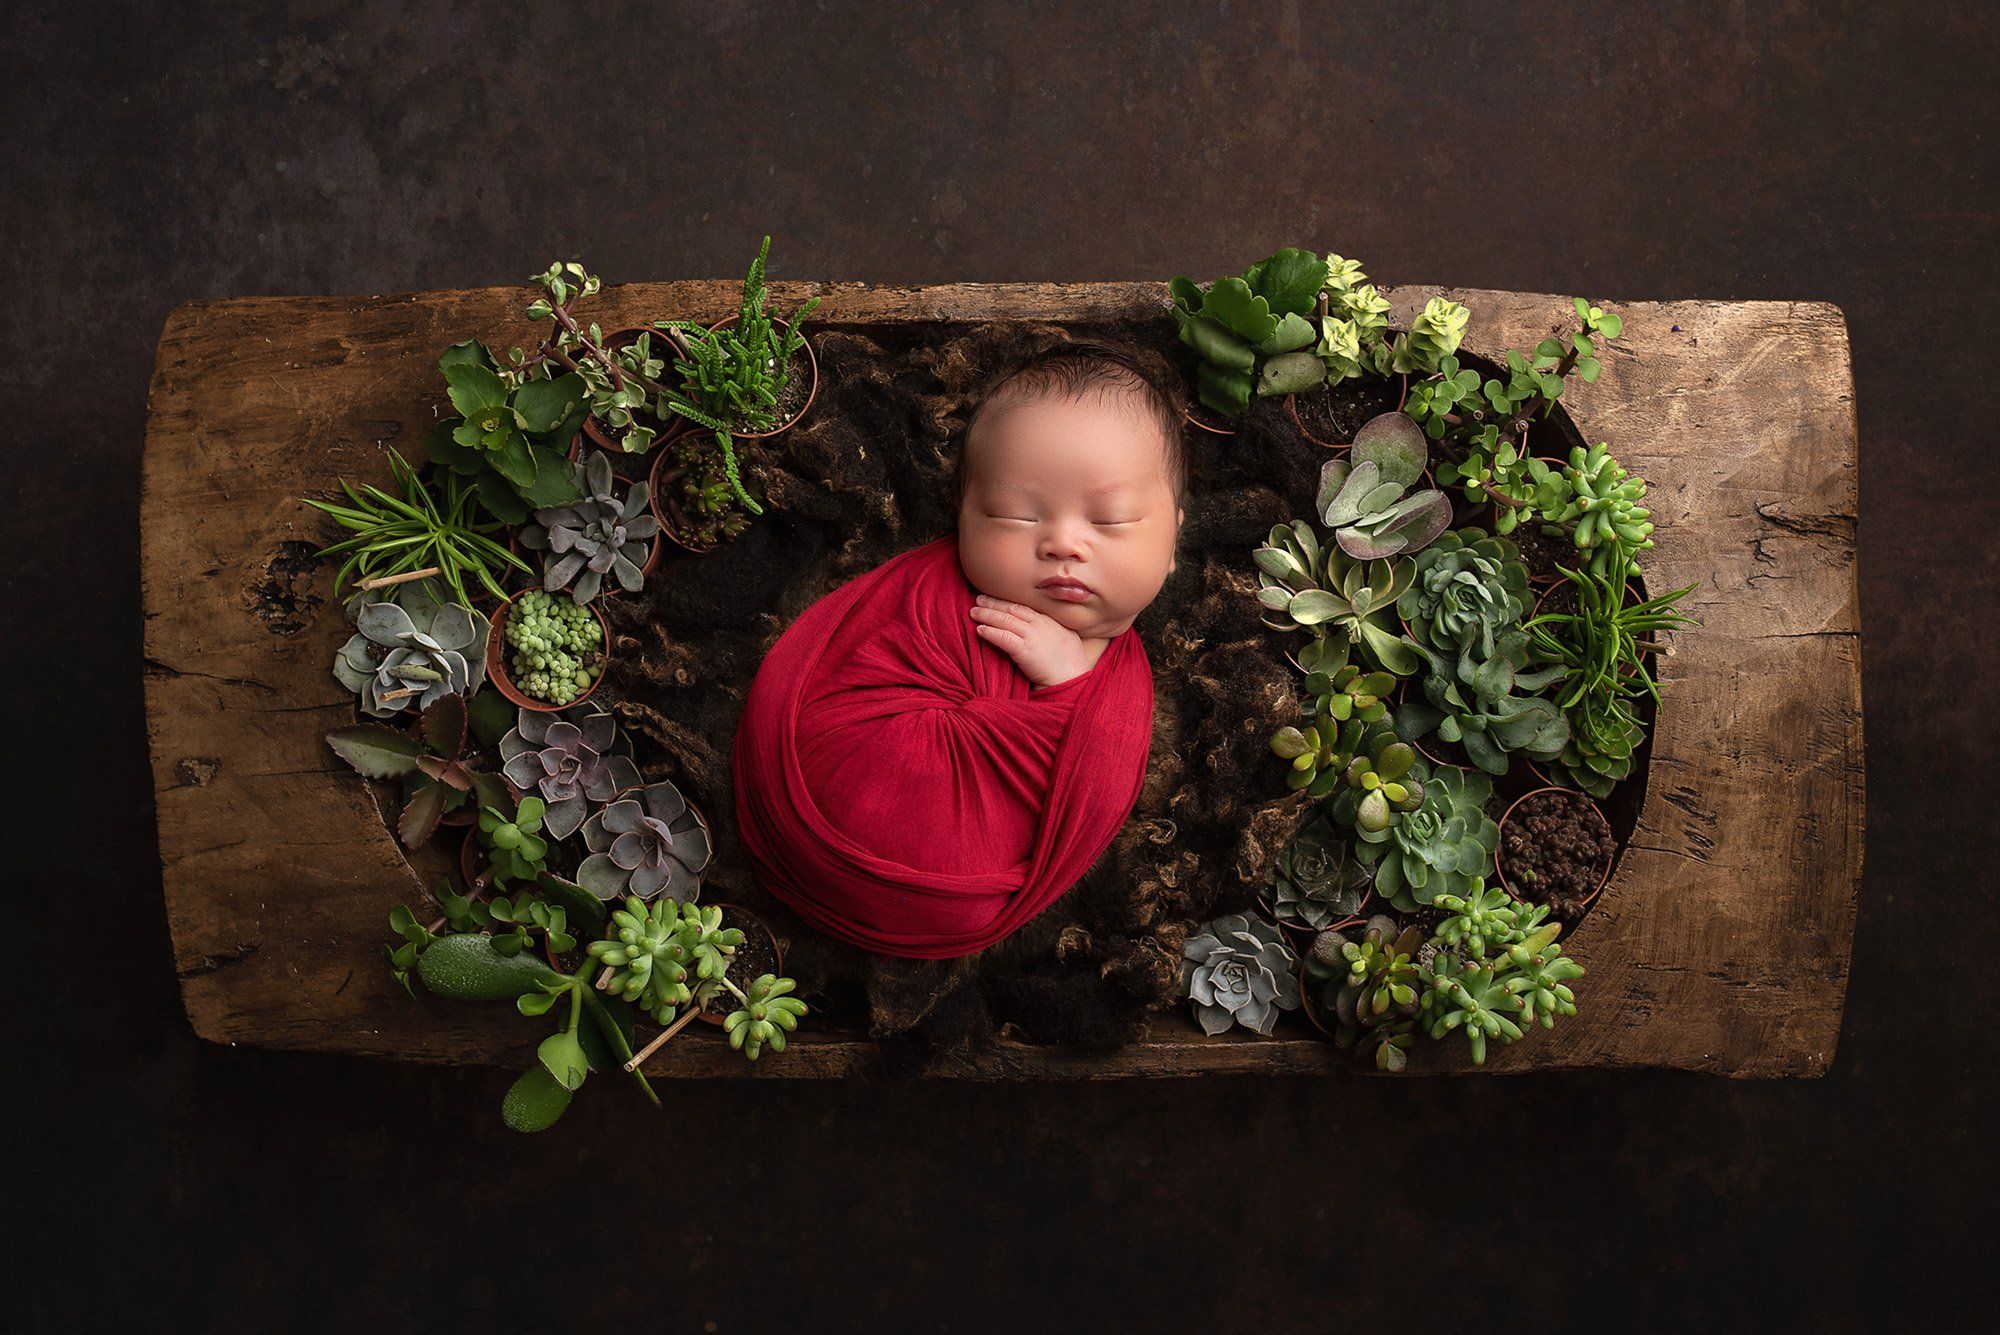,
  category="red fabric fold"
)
[731,534,1155,959]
